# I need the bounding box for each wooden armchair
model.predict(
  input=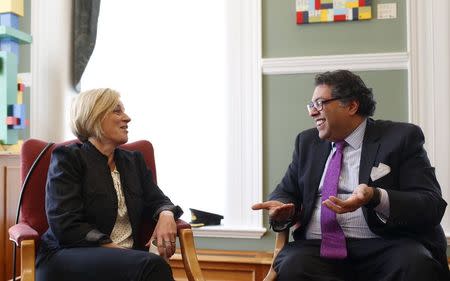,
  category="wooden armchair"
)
[8,139,205,281]
[263,229,289,281]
